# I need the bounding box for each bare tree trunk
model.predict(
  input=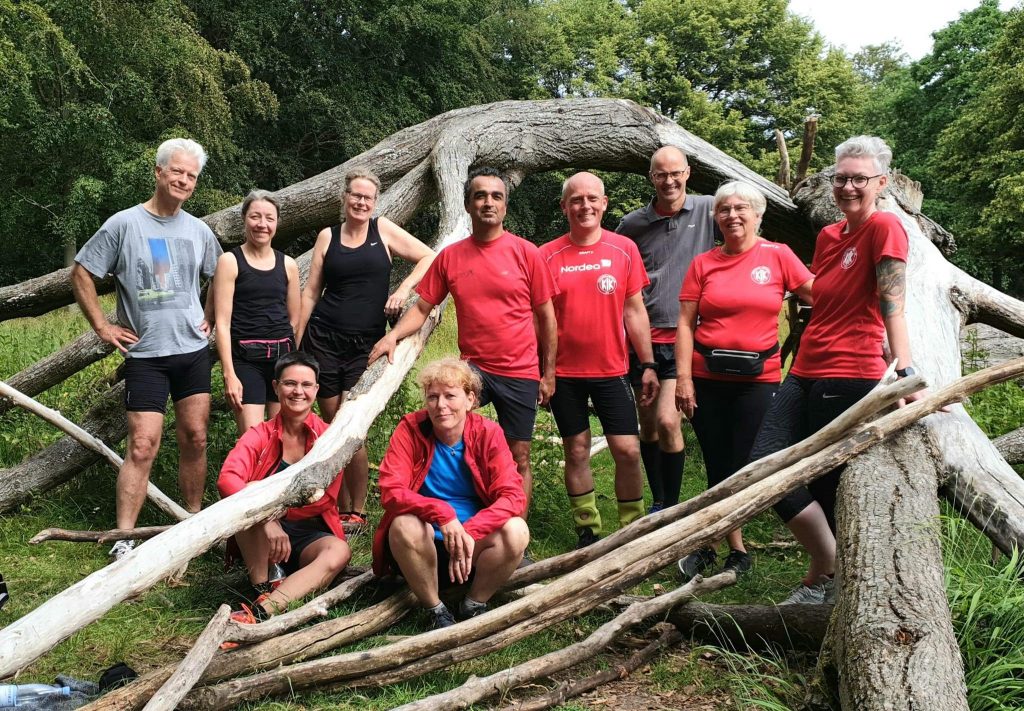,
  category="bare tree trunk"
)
[994,426,1024,465]
[667,602,830,652]
[142,605,231,711]
[818,426,968,709]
